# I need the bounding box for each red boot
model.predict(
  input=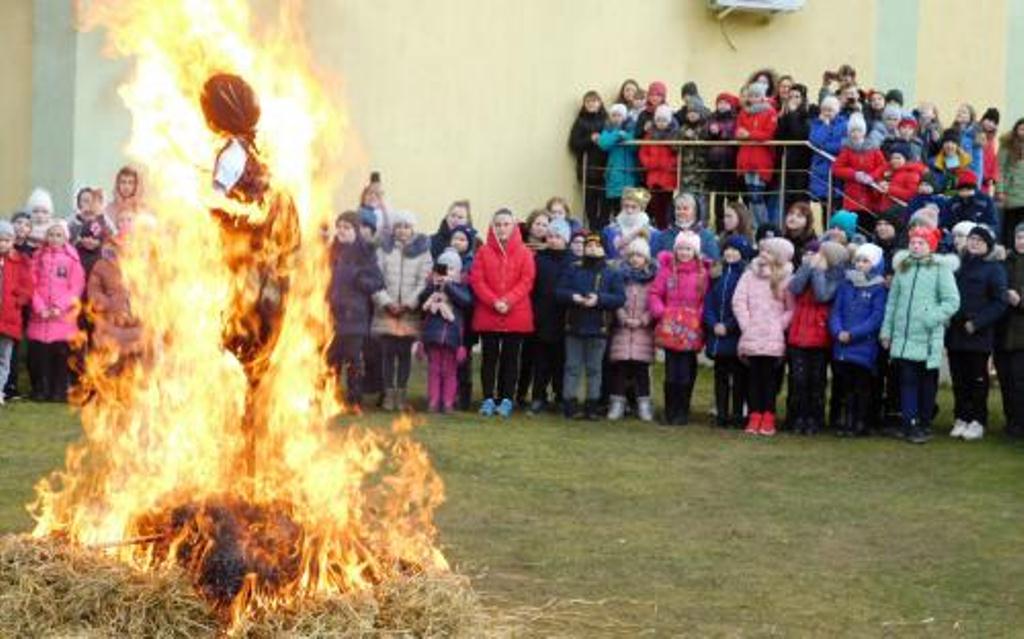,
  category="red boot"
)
[760,412,777,437]
[745,412,763,435]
